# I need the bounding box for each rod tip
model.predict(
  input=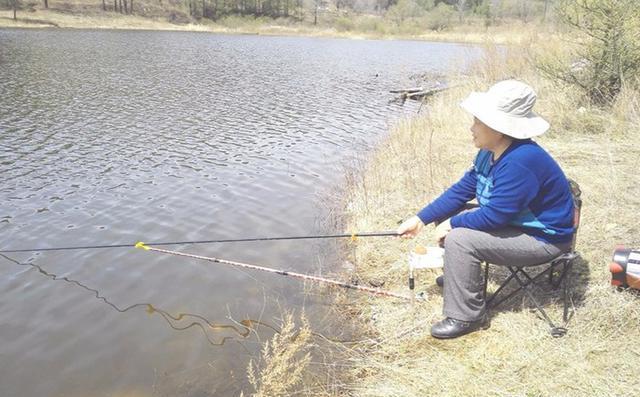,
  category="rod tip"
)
[135,242,149,250]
